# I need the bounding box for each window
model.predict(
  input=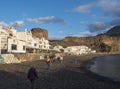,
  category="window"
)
[40,46,42,48]
[23,46,26,50]
[40,41,42,44]
[28,42,31,44]
[9,33,13,36]
[11,44,17,50]
[34,43,37,47]
[13,39,15,43]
